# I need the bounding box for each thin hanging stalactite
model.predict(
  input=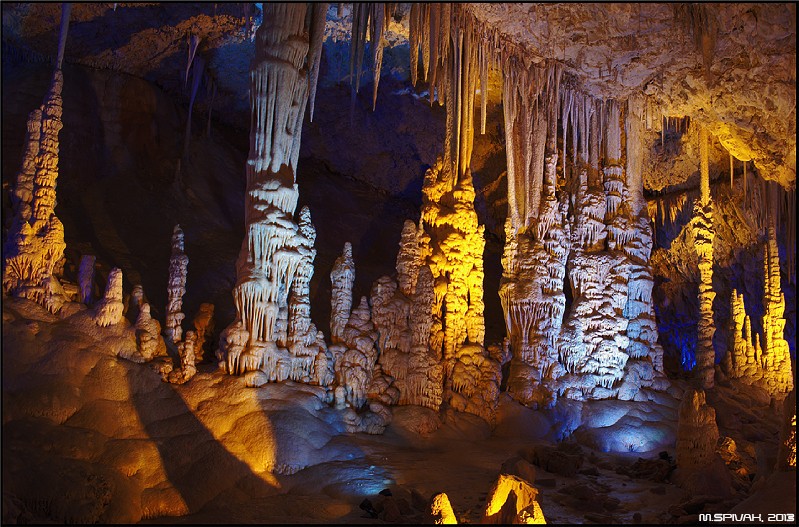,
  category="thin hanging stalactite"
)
[307,3,328,122]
